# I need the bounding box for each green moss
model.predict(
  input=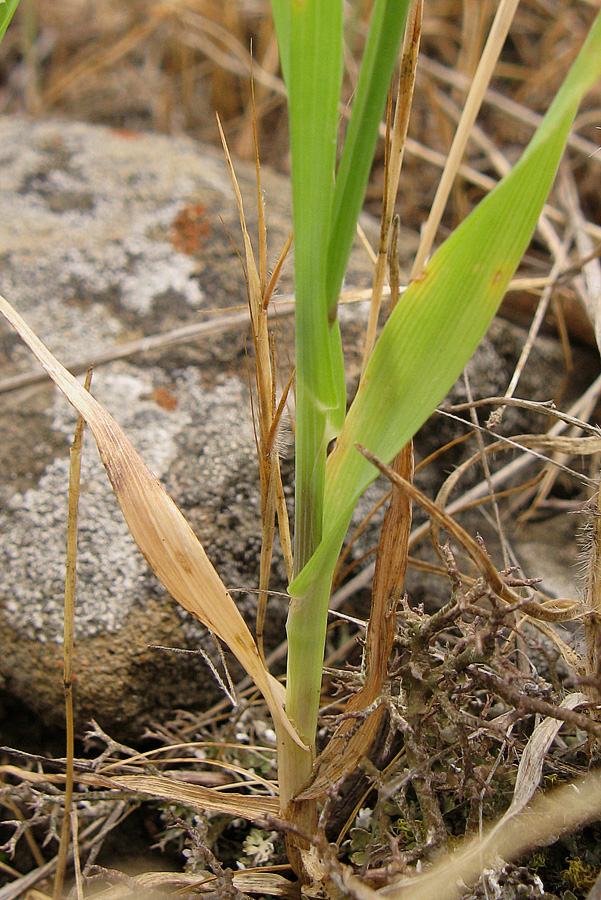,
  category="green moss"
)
[529,850,548,871]
[562,857,599,894]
